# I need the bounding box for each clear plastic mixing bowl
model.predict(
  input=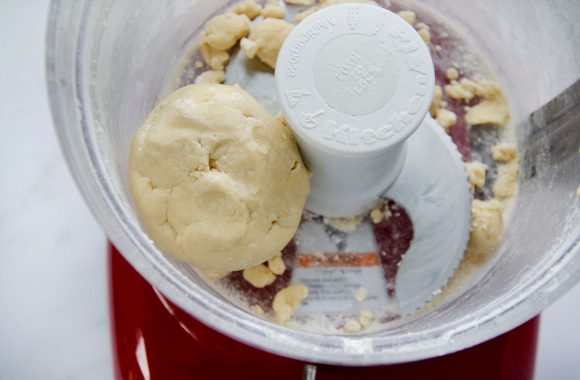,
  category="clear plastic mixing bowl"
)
[46,0,580,365]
